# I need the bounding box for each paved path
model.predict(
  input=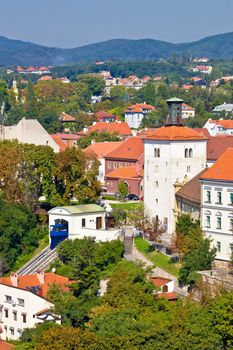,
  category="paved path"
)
[125,245,188,297]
